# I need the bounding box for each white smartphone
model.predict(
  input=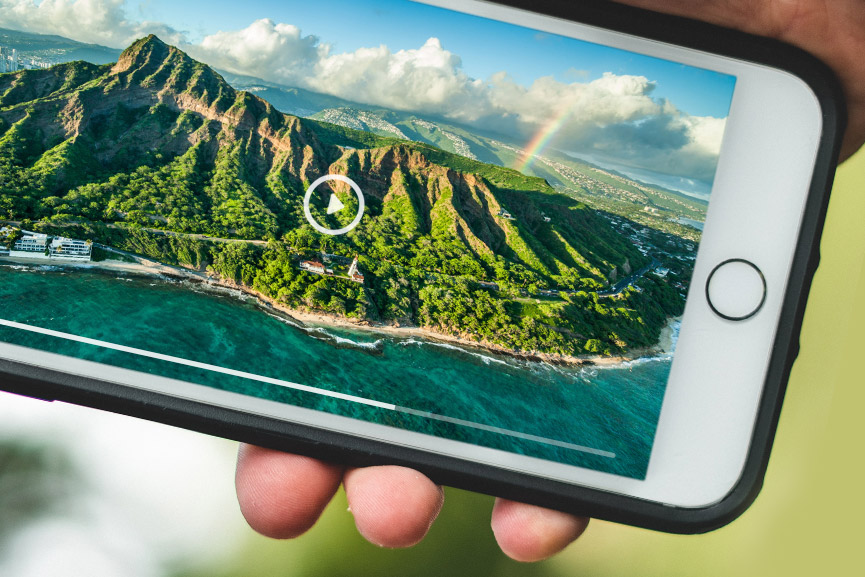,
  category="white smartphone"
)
[0,0,843,531]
